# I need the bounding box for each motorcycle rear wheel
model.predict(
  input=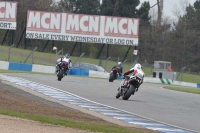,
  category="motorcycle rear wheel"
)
[109,73,114,82]
[122,85,135,100]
